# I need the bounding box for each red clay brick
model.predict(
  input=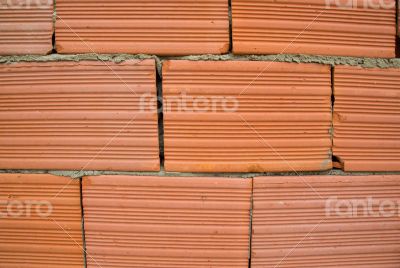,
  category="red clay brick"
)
[162,60,332,173]
[0,0,53,55]
[232,0,396,58]
[82,175,251,267]
[0,173,83,267]
[0,60,159,171]
[333,65,400,171]
[252,175,400,268]
[55,0,229,55]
